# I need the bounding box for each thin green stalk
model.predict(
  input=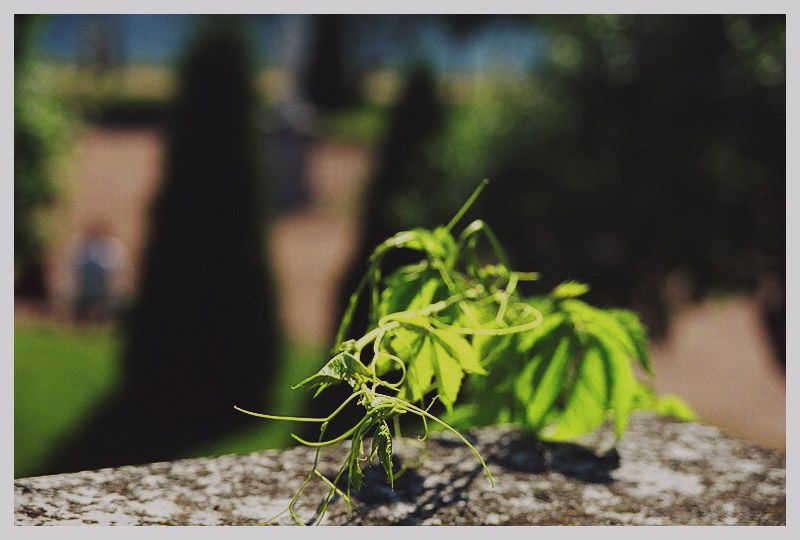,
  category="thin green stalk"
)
[430,308,543,336]
[233,406,327,423]
[445,178,489,232]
